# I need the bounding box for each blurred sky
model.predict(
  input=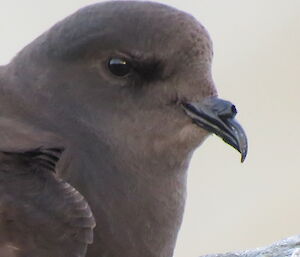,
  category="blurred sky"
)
[0,1,300,257]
